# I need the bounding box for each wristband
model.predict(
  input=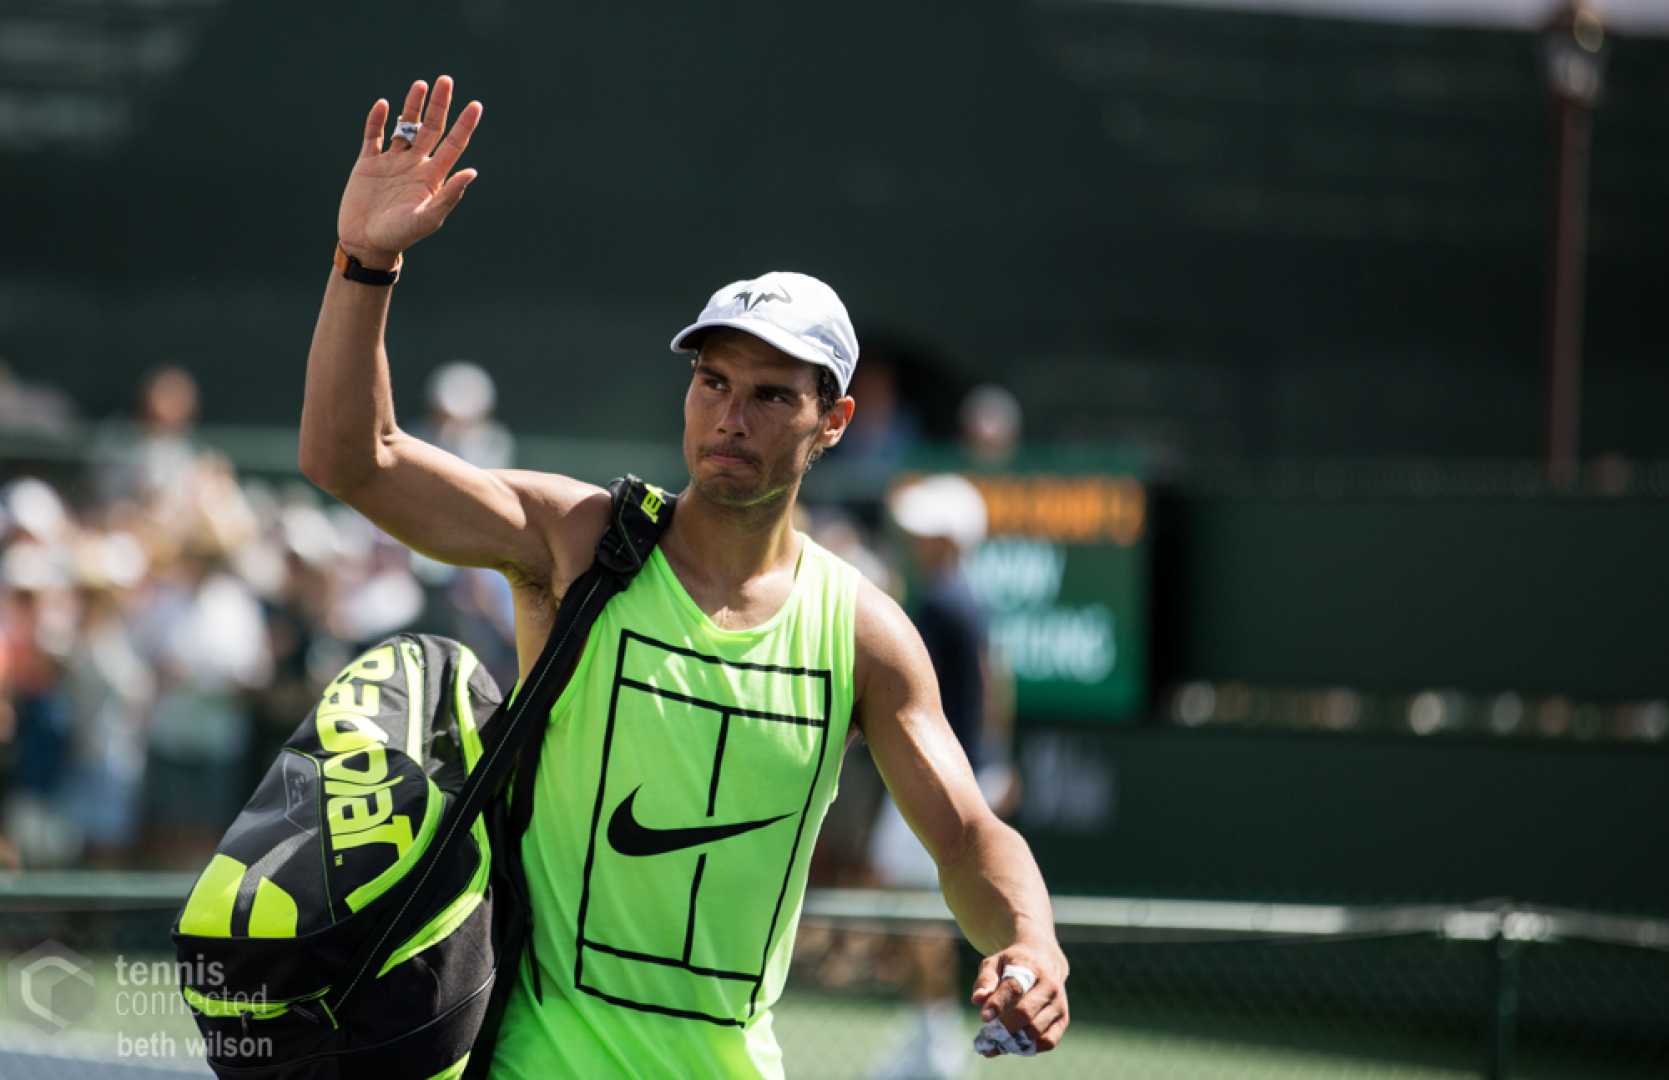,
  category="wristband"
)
[334,243,402,286]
